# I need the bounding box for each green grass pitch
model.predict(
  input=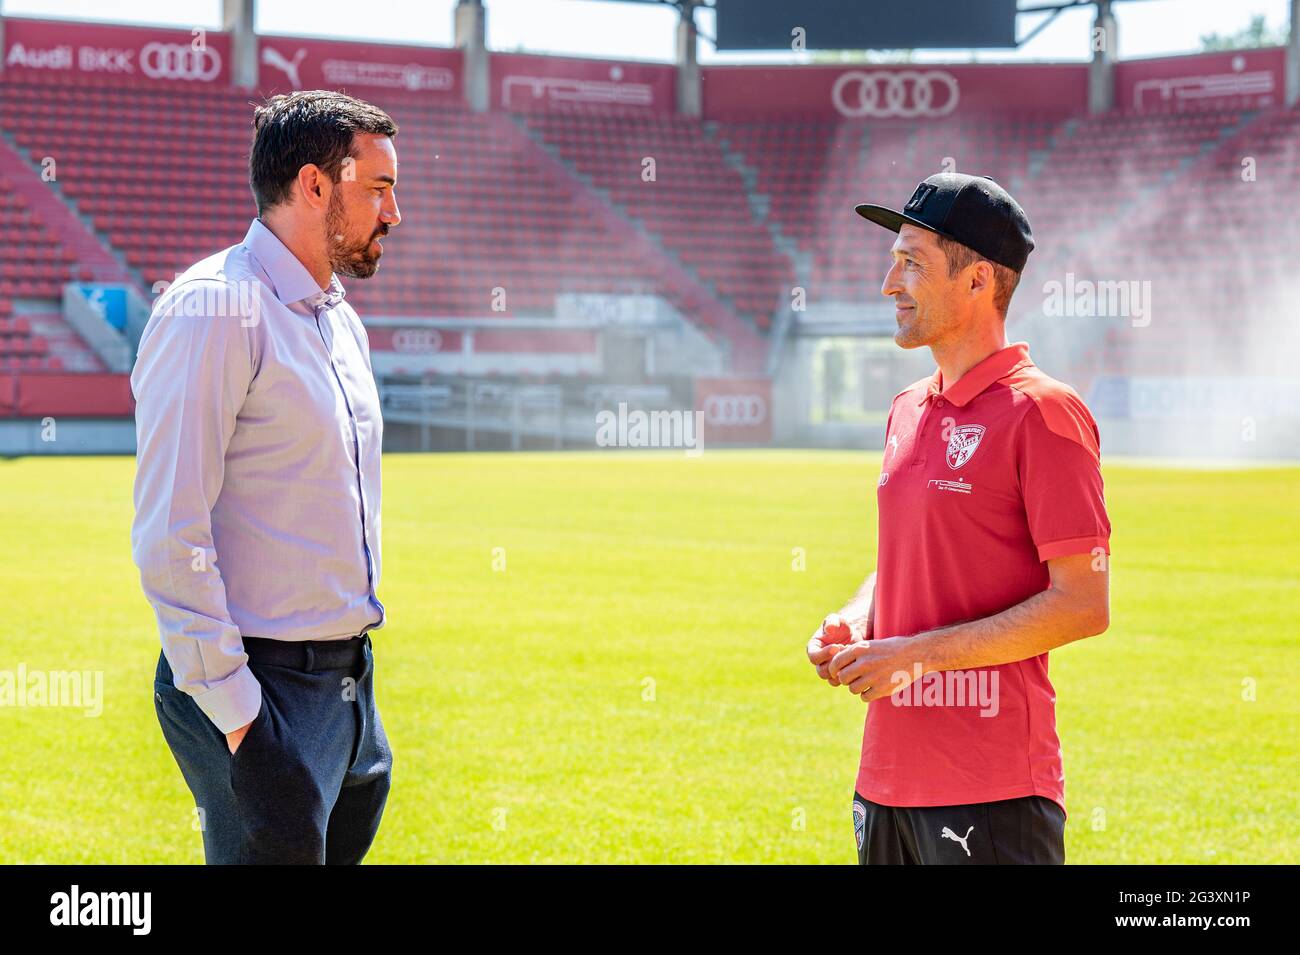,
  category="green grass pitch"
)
[0,450,1296,863]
